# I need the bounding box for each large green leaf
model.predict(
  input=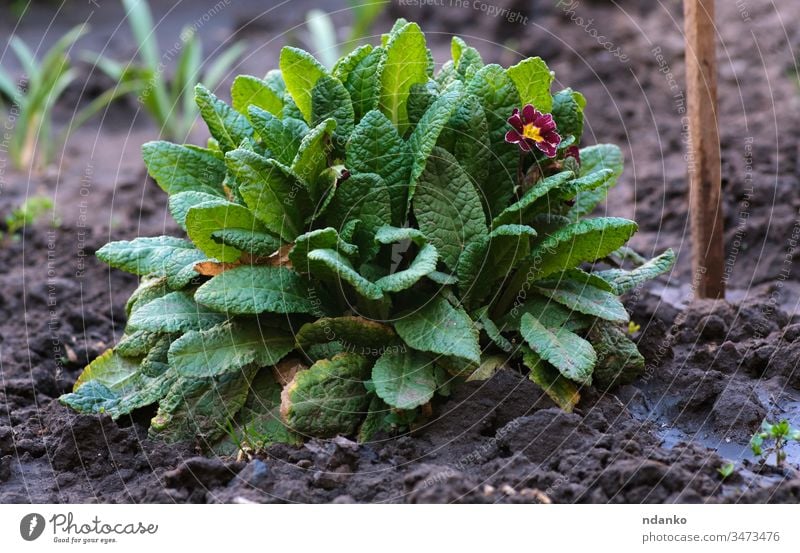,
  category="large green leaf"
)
[195,84,254,152]
[141,141,225,197]
[413,147,487,270]
[535,278,630,322]
[379,21,429,133]
[492,170,574,228]
[129,291,226,333]
[167,190,221,231]
[506,57,553,112]
[522,347,580,412]
[394,296,480,364]
[438,93,490,194]
[185,198,267,263]
[346,110,412,225]
[210,228,281,258]
[526,217,638,280]
[341,45,385,122]
[311,75,354,140]
[376,243,438,292]
[295,316,398,351]
[596,248,676,295]
[226,149,308,241]
[499,293,589,332]
[168,322,295,378]
[407,82,463,199]
[289,227,358,271]
[150,367,255,443]
[551,88,585,141]
[520,313,595,385]
[372,349,436,410]
[306,248,384,300]
[279,46,327,122]
[194,265,314,315]
[97,236,206,289]
[587,320,645,389]
[466,64,520,214]
[569,144,624,217]
[231,74,283,116]
[324,173,392,239]
[247,106,306,165]
[291,118,336,201]
[282,353,371,437]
